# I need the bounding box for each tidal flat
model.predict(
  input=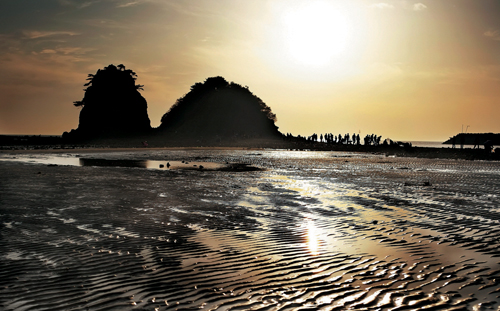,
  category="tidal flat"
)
[1,149,500,310]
